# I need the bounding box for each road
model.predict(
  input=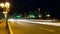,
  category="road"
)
[8,19,60,34]
[0,19,60,34]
